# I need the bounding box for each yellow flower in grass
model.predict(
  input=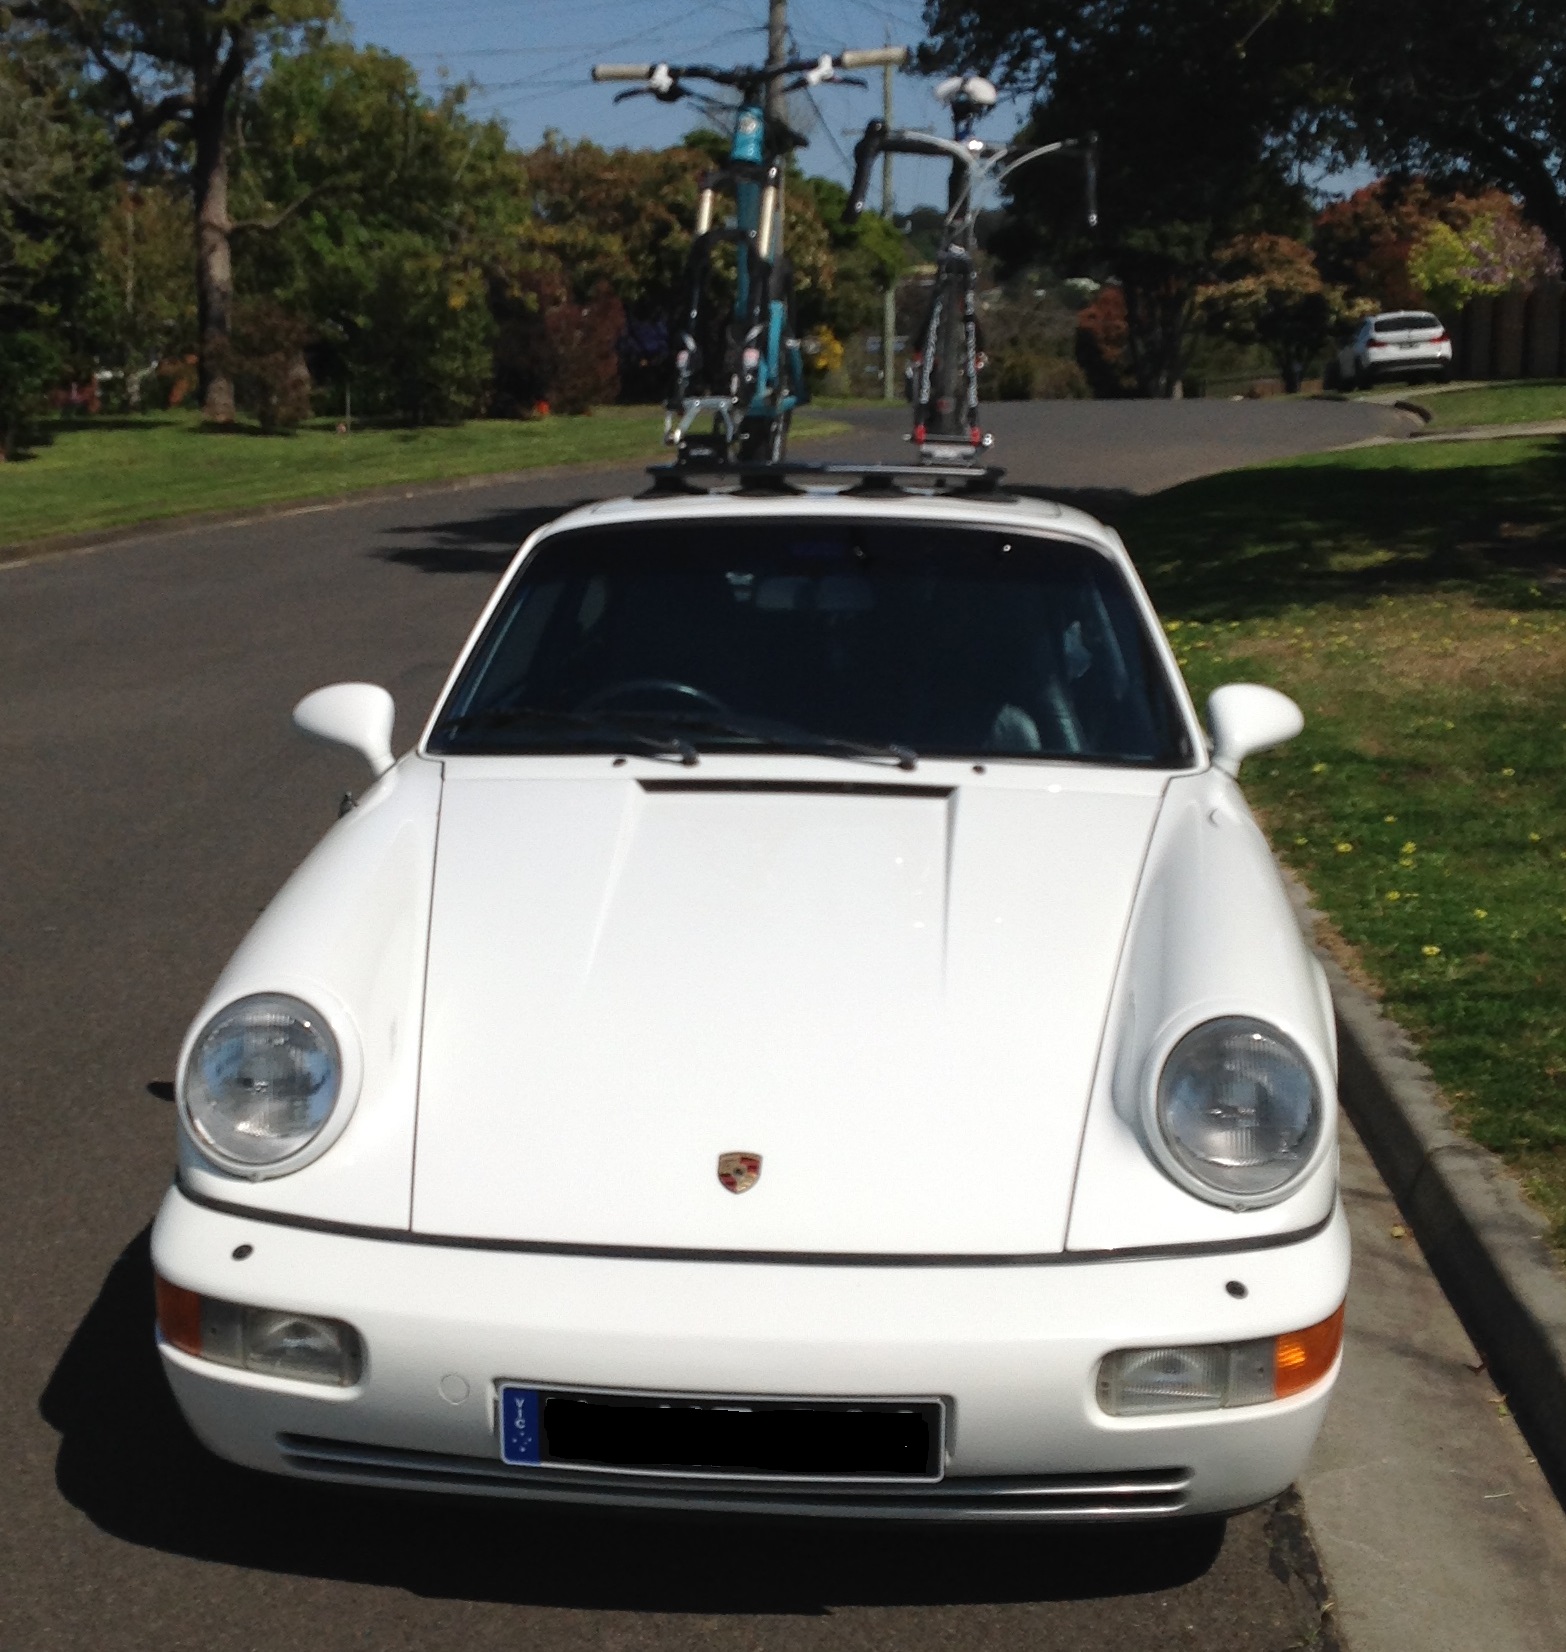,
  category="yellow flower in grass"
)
[1473,908,1488,920]
[1384,815,1397,824]
[1502,767,1516,777]
[1311,762,1328,774]
[1529,833,1542,843]
[1401,841,1417,855]
[1422,945,1441,957]
[1336,842,1354,854]
[1385,891,1401,902]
